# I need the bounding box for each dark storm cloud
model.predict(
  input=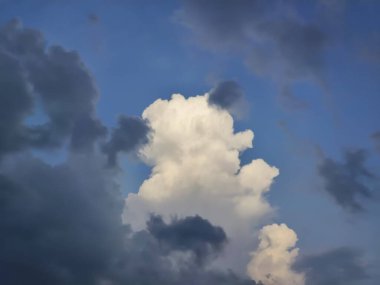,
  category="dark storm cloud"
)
[0,19,106,155]
[177,0,327,109]
[371,131,380,152]
[0,155,126,285]
[208,80,244,110]
[295,247,369,285]
[147,214,227,264]
[0,155,256,285]
[318,149,376,212]
[102,116,150,166]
